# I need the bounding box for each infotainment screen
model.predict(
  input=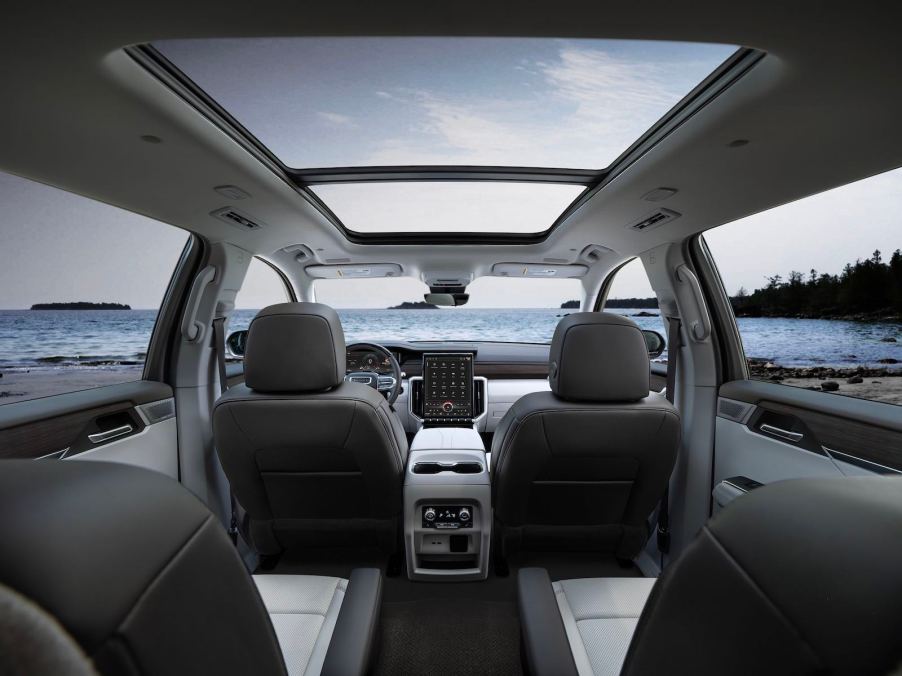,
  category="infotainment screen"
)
[422,353,474,420]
